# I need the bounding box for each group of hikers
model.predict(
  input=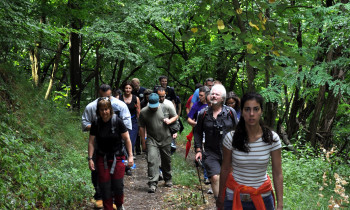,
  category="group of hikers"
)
[81,76,283,210]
